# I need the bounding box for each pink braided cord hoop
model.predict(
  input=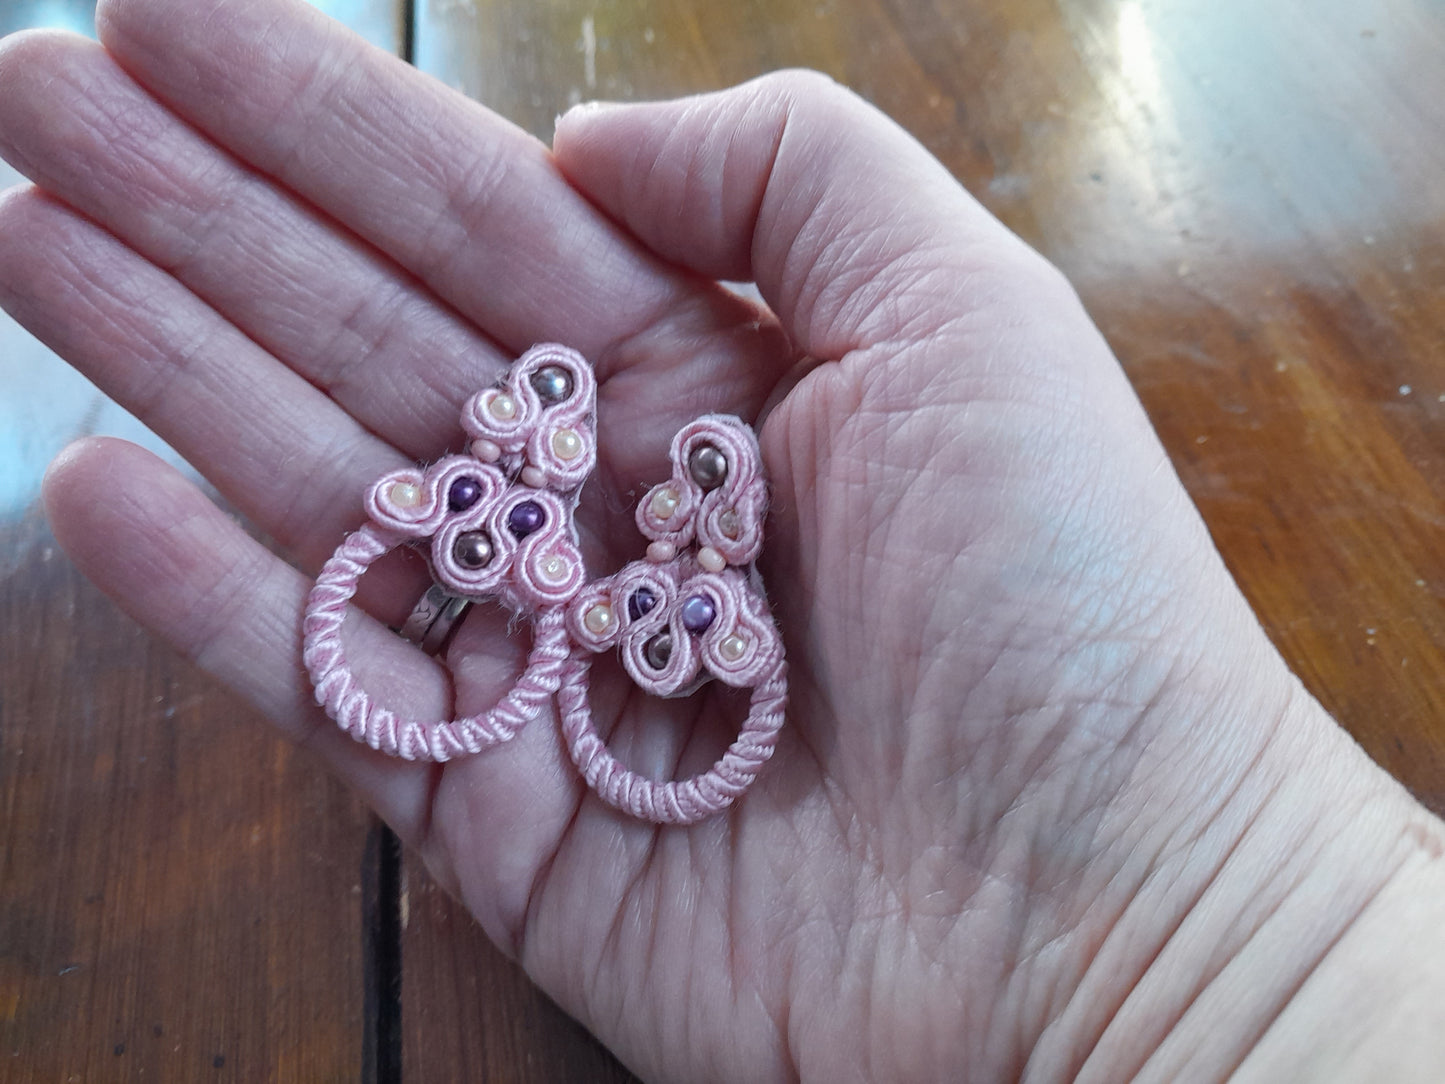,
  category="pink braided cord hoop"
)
[303,522,571,761]
[557,652,787,825]
[300,345,787,822]
[558,414,789,823]
[302,343,596,760]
